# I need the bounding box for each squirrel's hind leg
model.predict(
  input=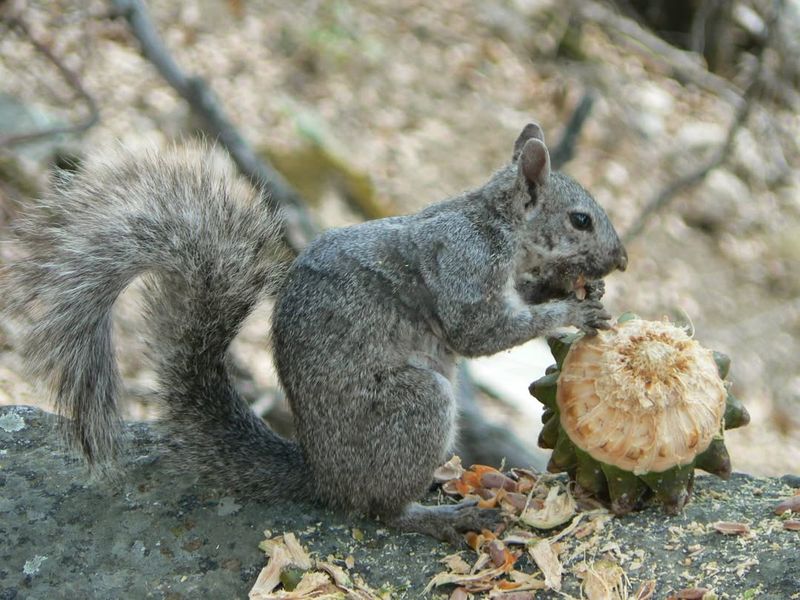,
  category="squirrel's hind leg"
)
[347,365,500,543]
